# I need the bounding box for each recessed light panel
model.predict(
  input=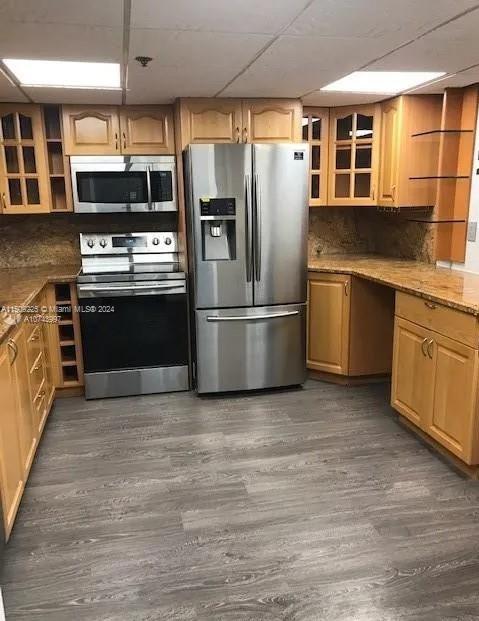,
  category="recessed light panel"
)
[2,59,121,89]
[321,71,446,94]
